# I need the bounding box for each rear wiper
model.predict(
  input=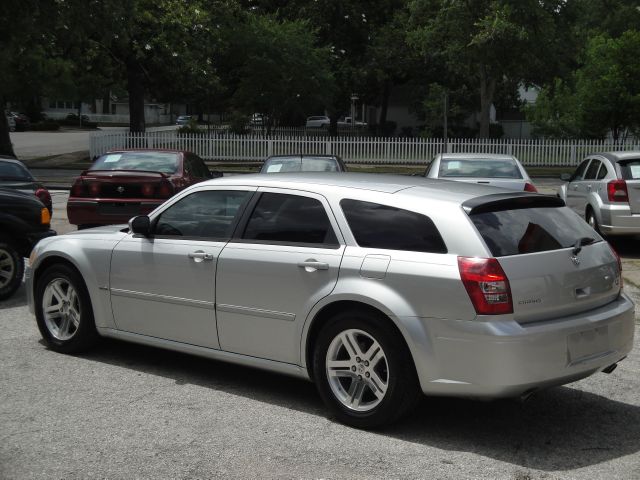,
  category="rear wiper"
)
[572,237,595,255]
